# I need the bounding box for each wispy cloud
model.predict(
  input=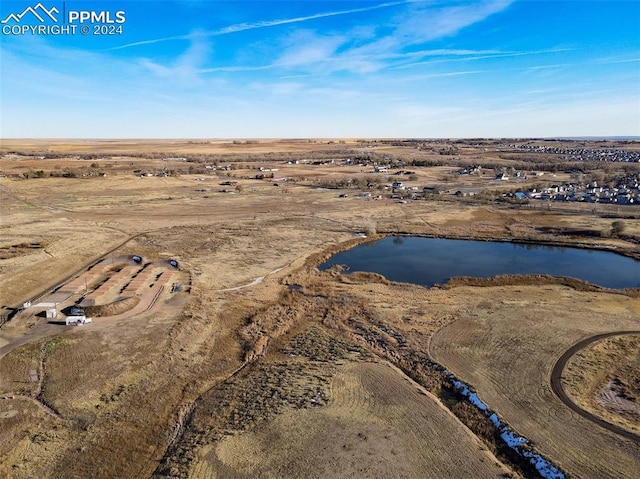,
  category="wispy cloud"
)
[214,1,406,35]
[199,64,275,74]
[277,31,348,68]
[110,1,519,79]
[594,57,640,65]
[139,32,211,84]
[248,81,362,101]
[413,69,487,79]
[326,0,515,60]
[395,0,514,44]
[268,0,517,74]
[250,81,304,96]
[105,33,192,52]
[106,1,407,51]
[391,48,576,70]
